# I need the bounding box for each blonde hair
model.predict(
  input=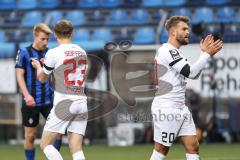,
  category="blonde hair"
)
[33,23,52,36]
[165,16,189,31]
[54,20,73,39]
